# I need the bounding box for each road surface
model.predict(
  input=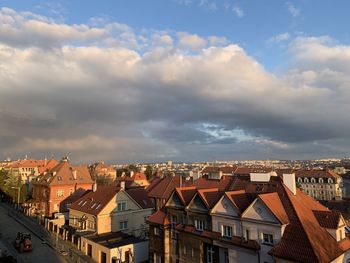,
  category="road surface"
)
[0,204,67,263]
